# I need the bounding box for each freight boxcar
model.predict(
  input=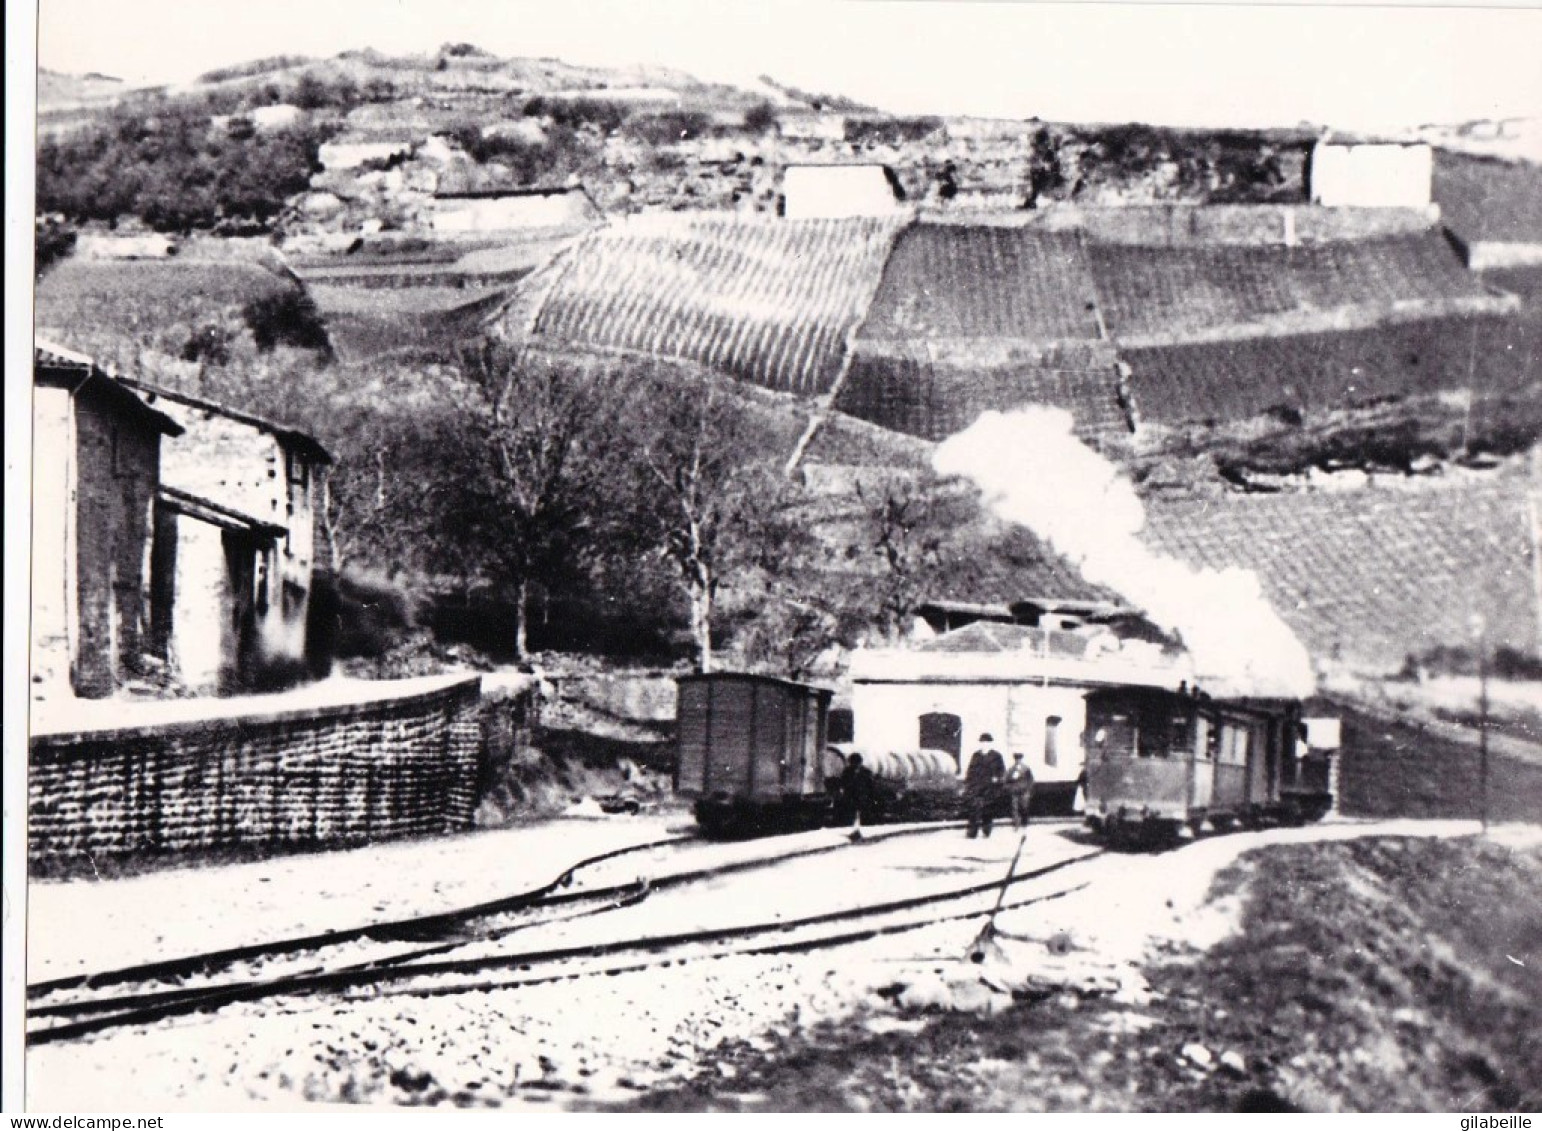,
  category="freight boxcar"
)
[675,673,833,837]
[1082,685,1332,847]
